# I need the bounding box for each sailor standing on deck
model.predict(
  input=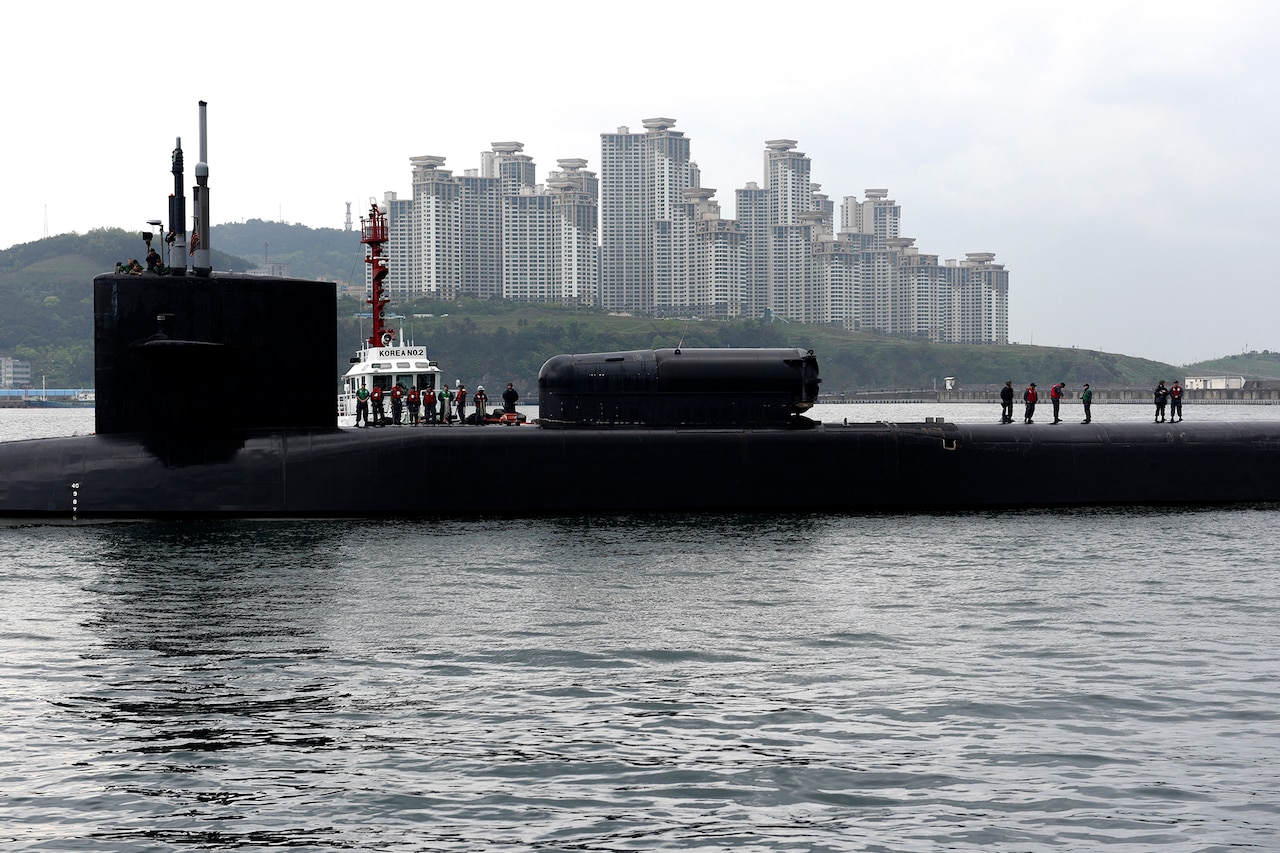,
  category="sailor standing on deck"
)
[370,384,385,426]
[391,383,404,425]
[355,379,370,428]
[503,382,519,414]
[1023,382,1038,424]
[1169,380,1184,422]
[407,385,420,425]
[438,383,454,424]
[423,385,437,424]
[999,381,1014,424]
[473,385,488,424]
[456,384,468,424]
[1080,383,1093,424]
[1050,381,1065,424]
